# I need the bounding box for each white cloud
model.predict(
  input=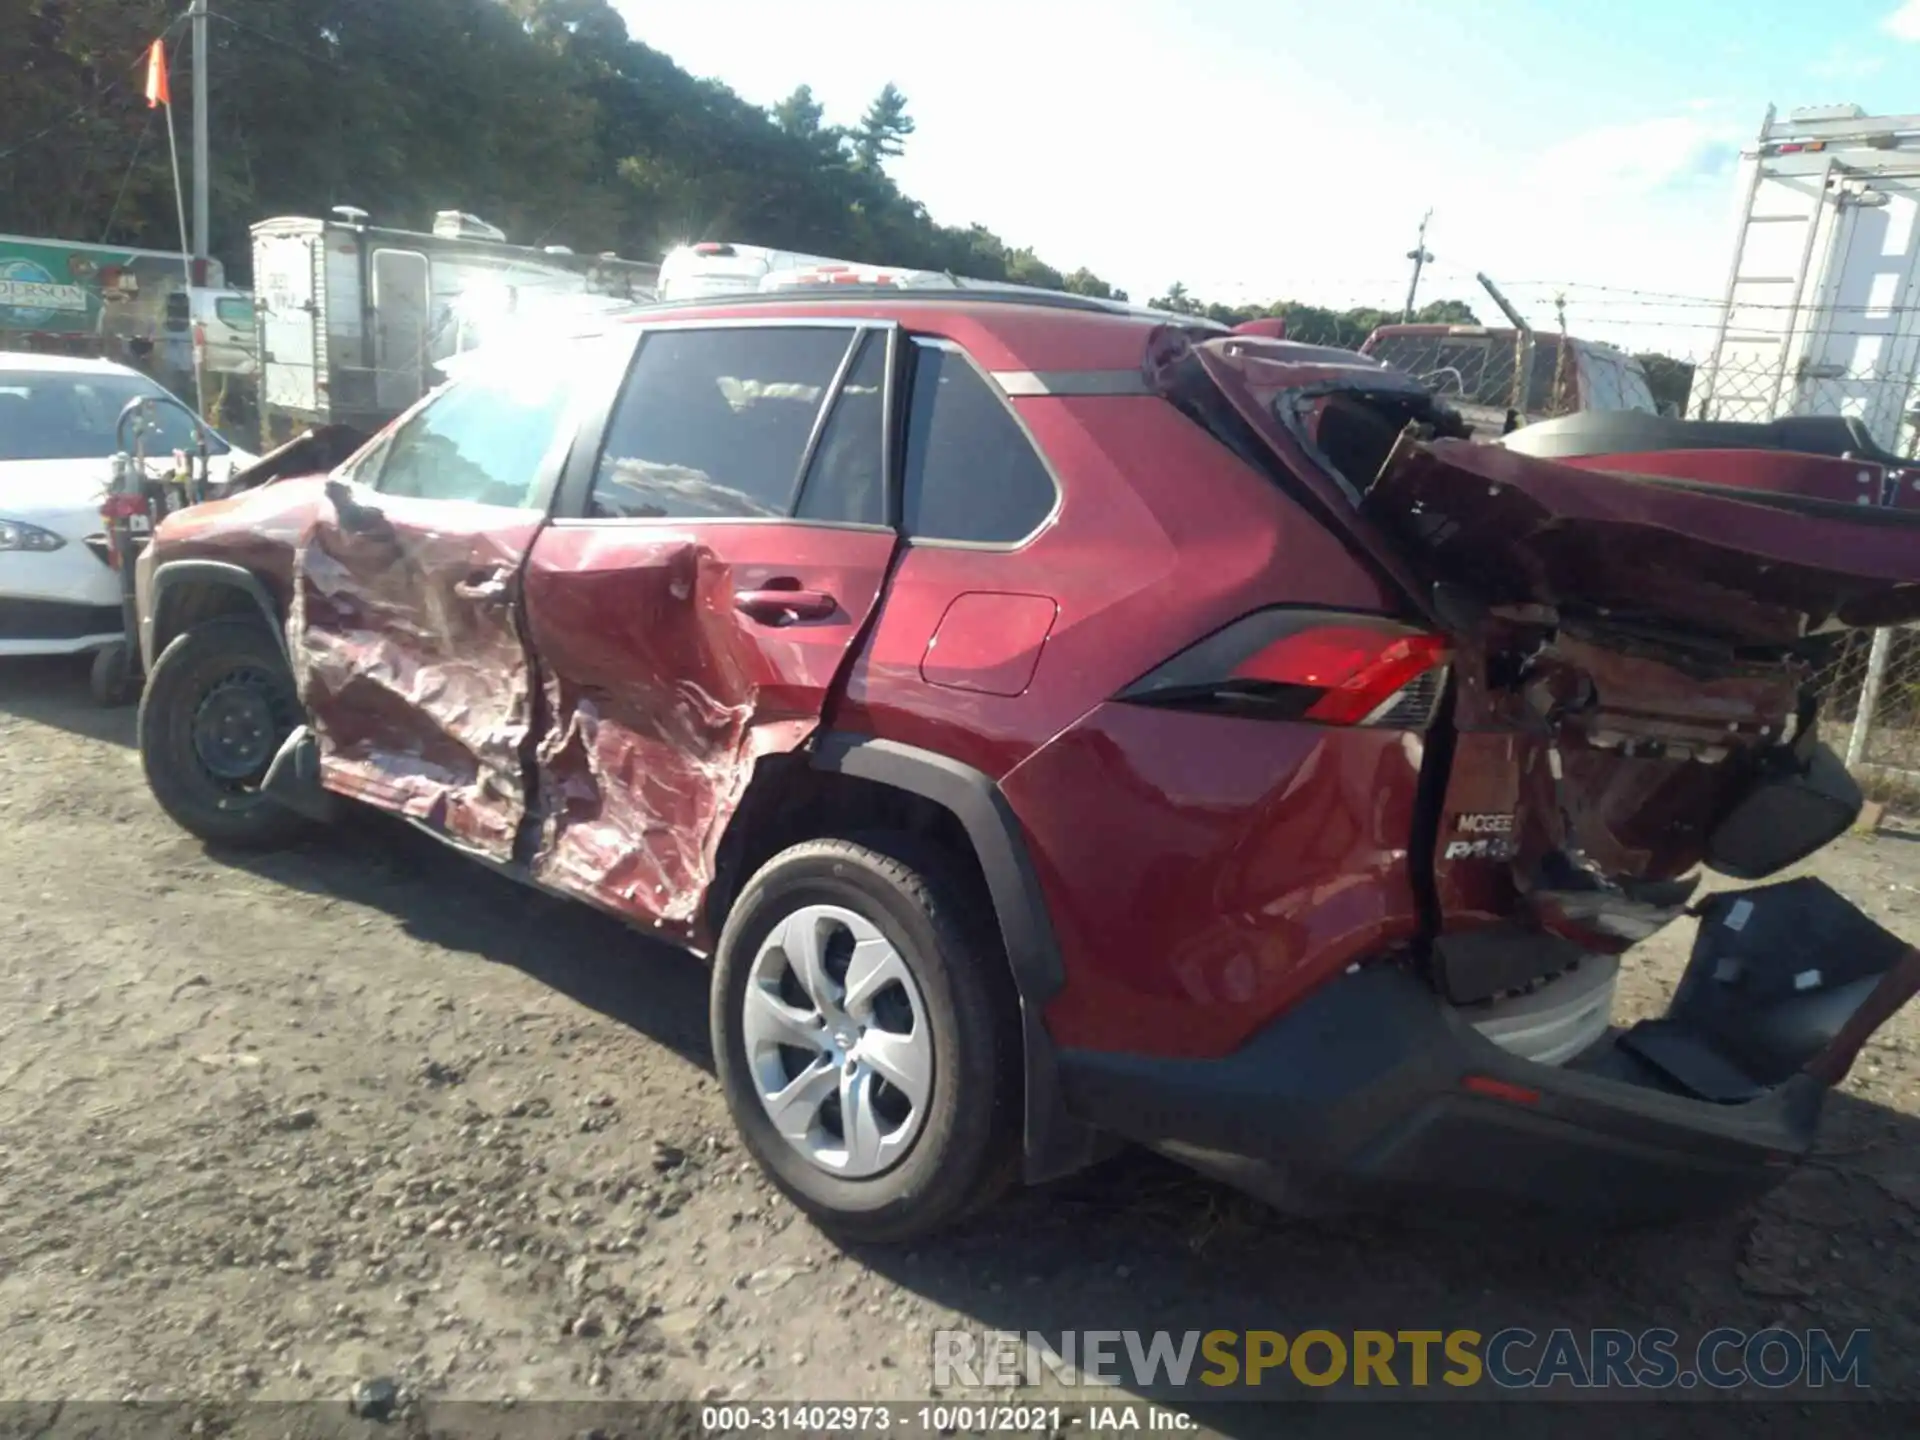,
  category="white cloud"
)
[1886,0,1920,41]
